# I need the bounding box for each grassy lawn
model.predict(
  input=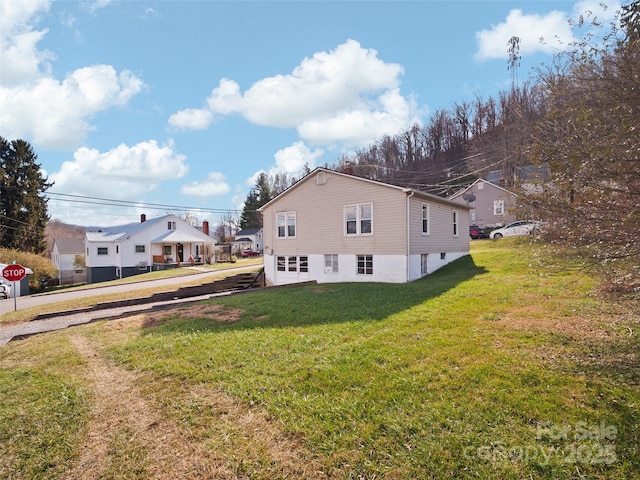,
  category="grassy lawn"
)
[0,240,638,479]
